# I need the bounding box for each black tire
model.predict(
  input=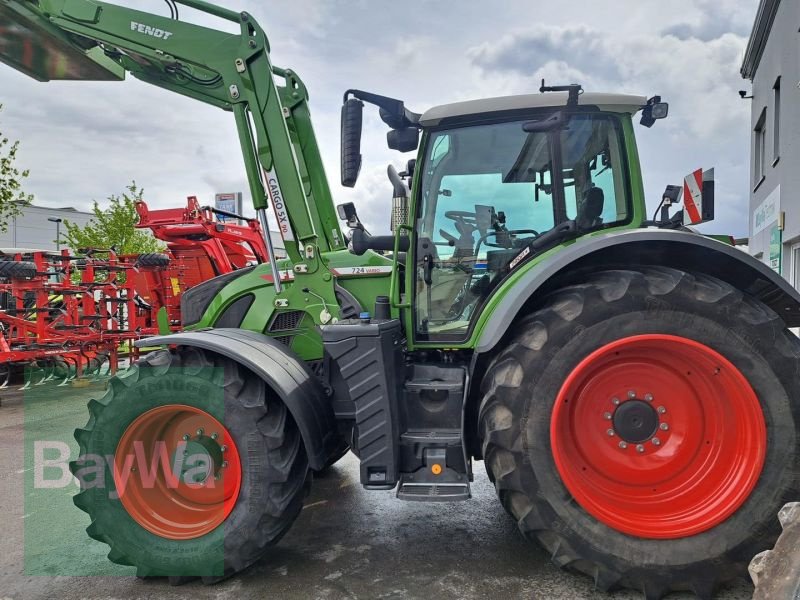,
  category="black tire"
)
[478,267,800,599]
[750,502,800,600]
[136,253,170,268]
[70,347,309,581]
[0,260,36,279]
